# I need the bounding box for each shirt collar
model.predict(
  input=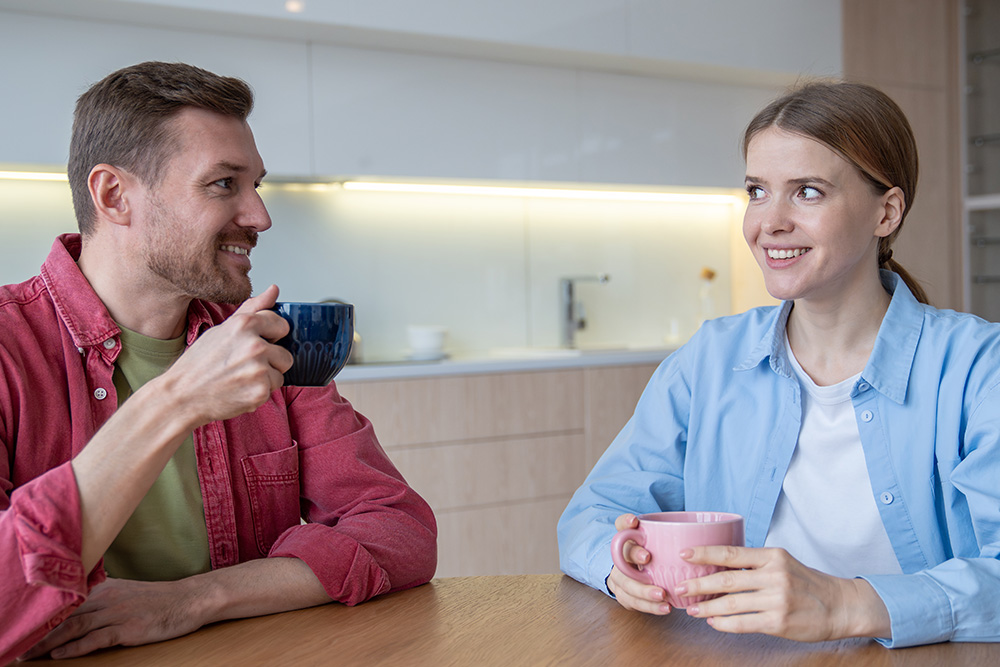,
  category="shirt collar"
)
[39,233,215,350]
[734,270,923,405]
